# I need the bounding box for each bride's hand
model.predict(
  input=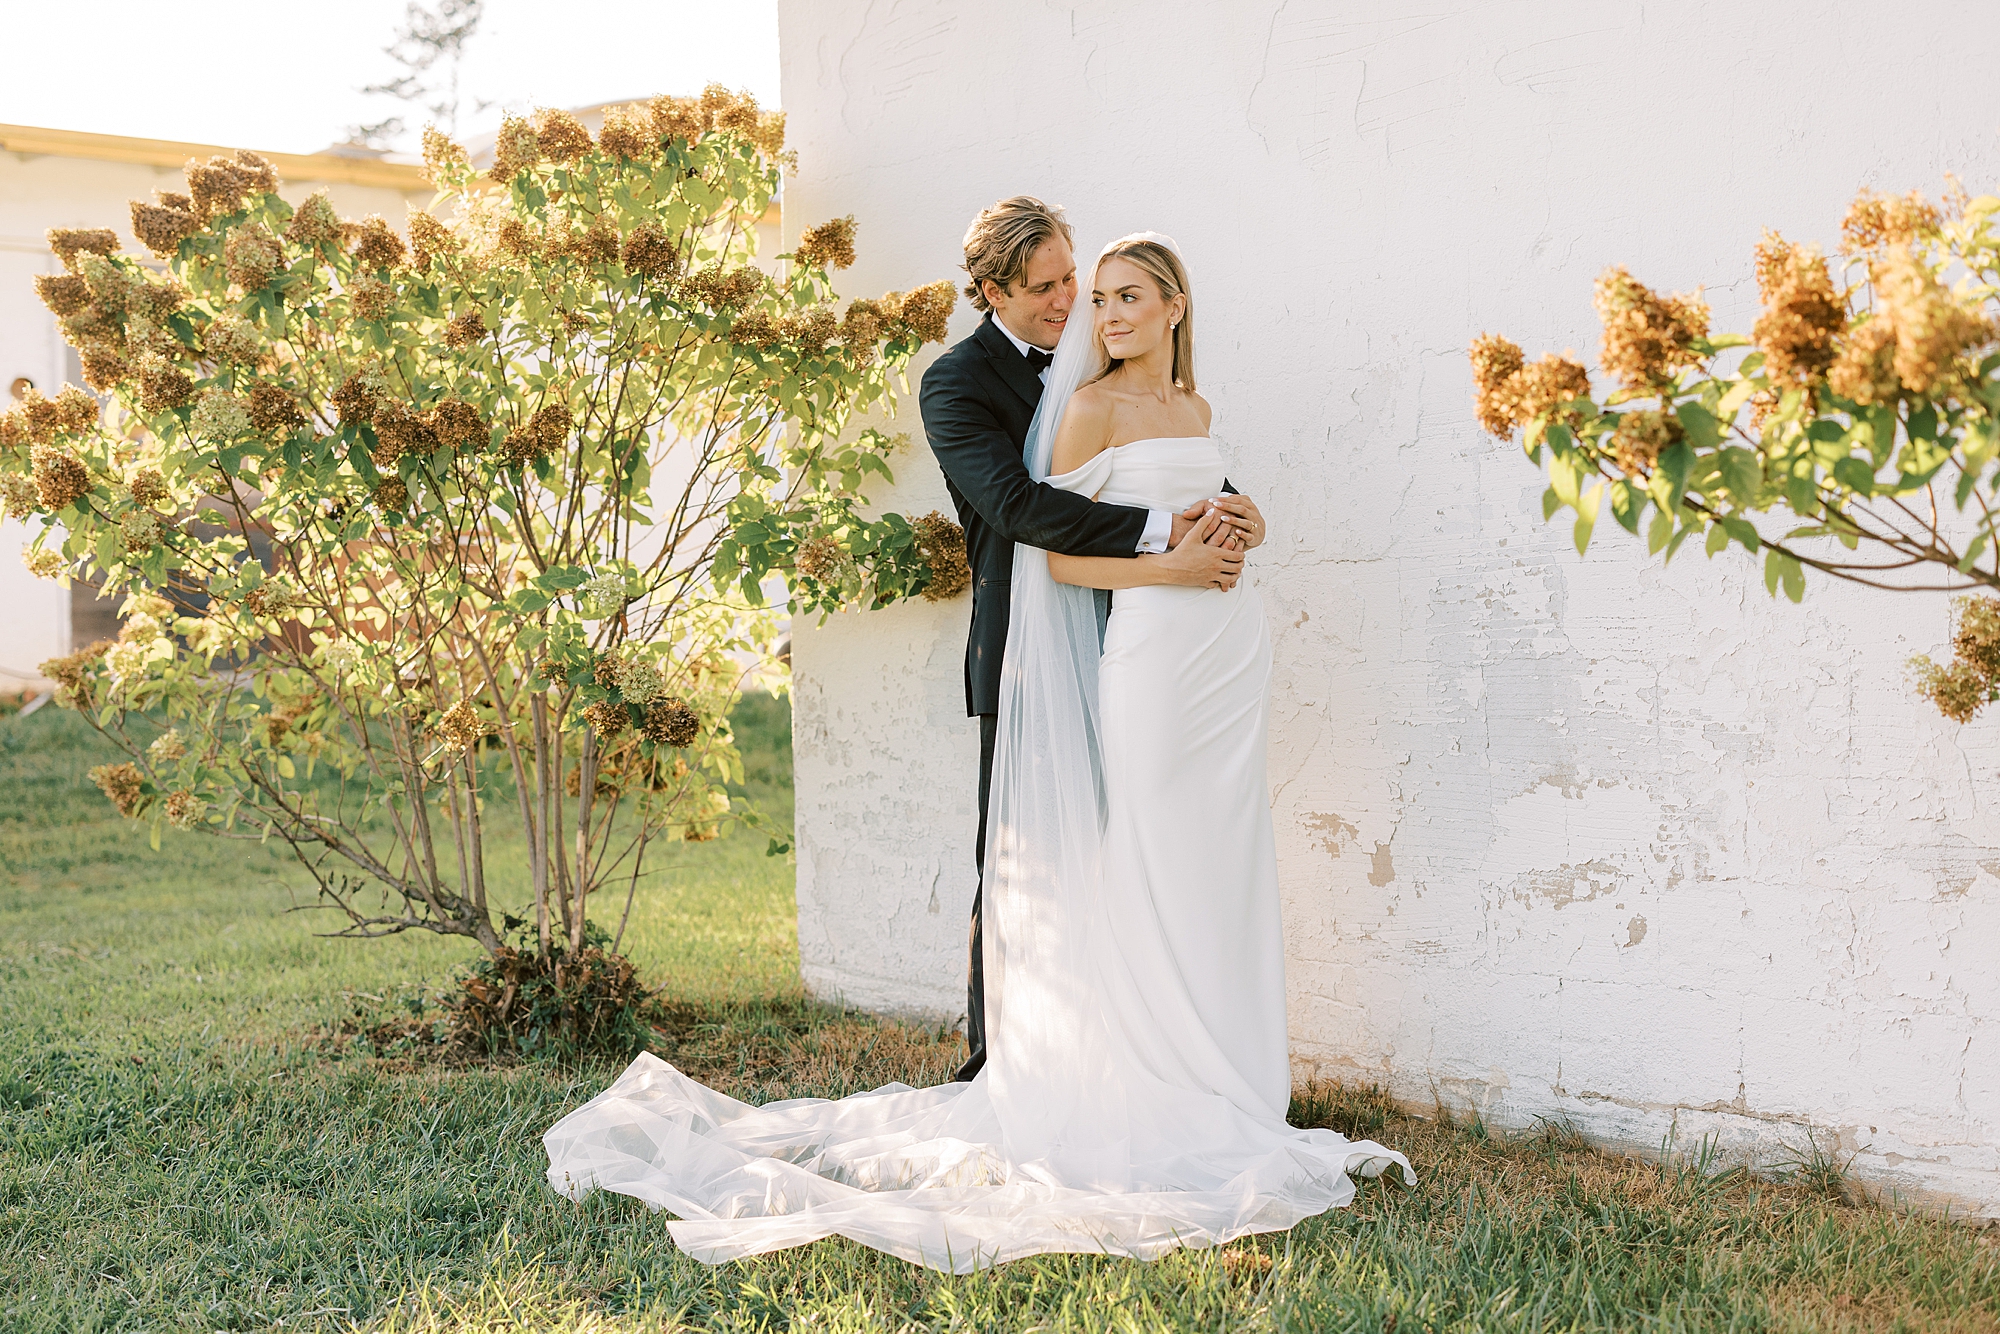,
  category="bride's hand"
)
[1156,509,1242,589]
